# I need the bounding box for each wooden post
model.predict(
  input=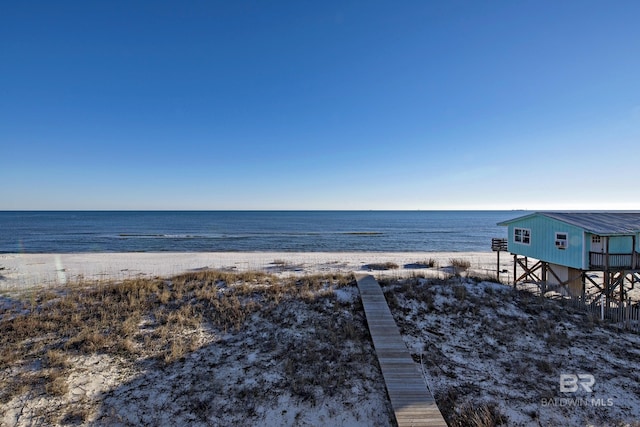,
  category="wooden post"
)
[513,254,517,289]
[626,297,631,329]
[605,237,611,315]
[604,271,610,316]
[620,271,625,324]
[496,249,501,283]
